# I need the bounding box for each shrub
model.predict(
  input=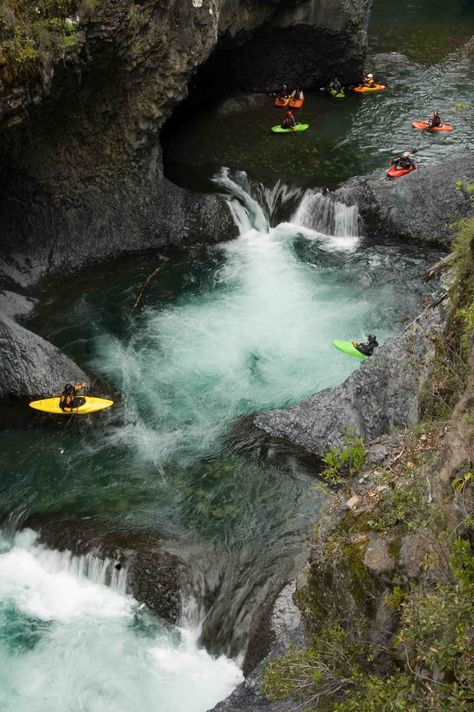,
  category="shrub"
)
[320,432,366,485]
